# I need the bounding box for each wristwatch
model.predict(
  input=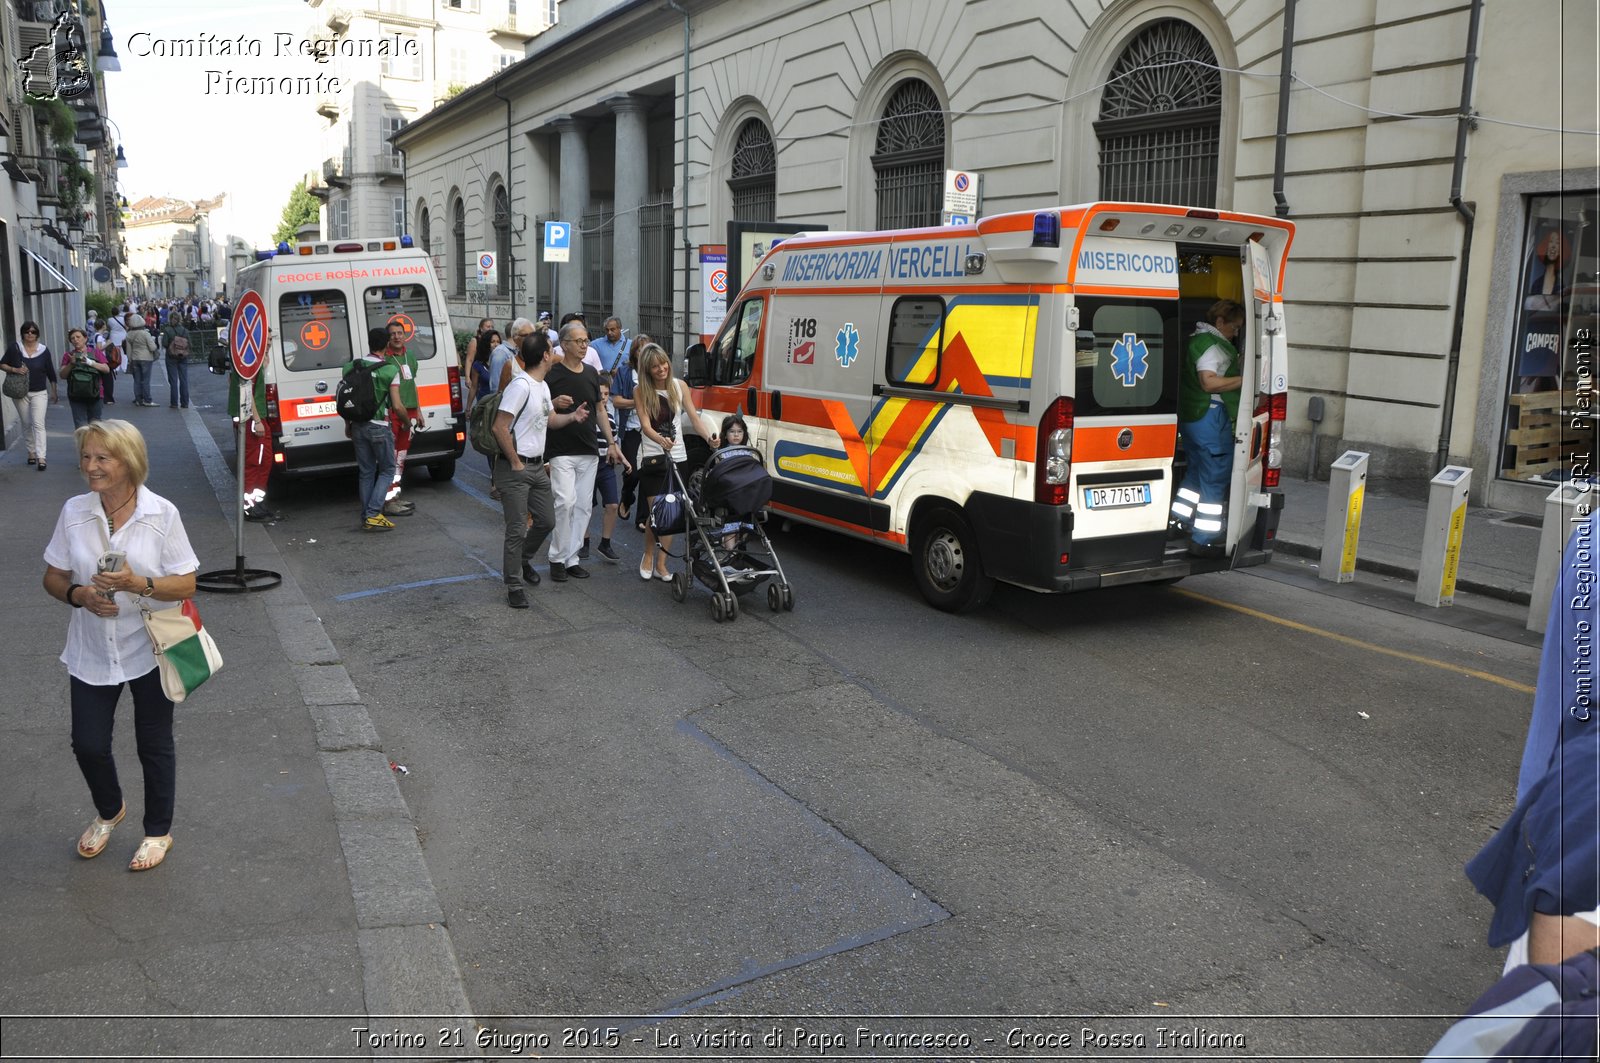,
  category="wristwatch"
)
[140,576,155,597]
